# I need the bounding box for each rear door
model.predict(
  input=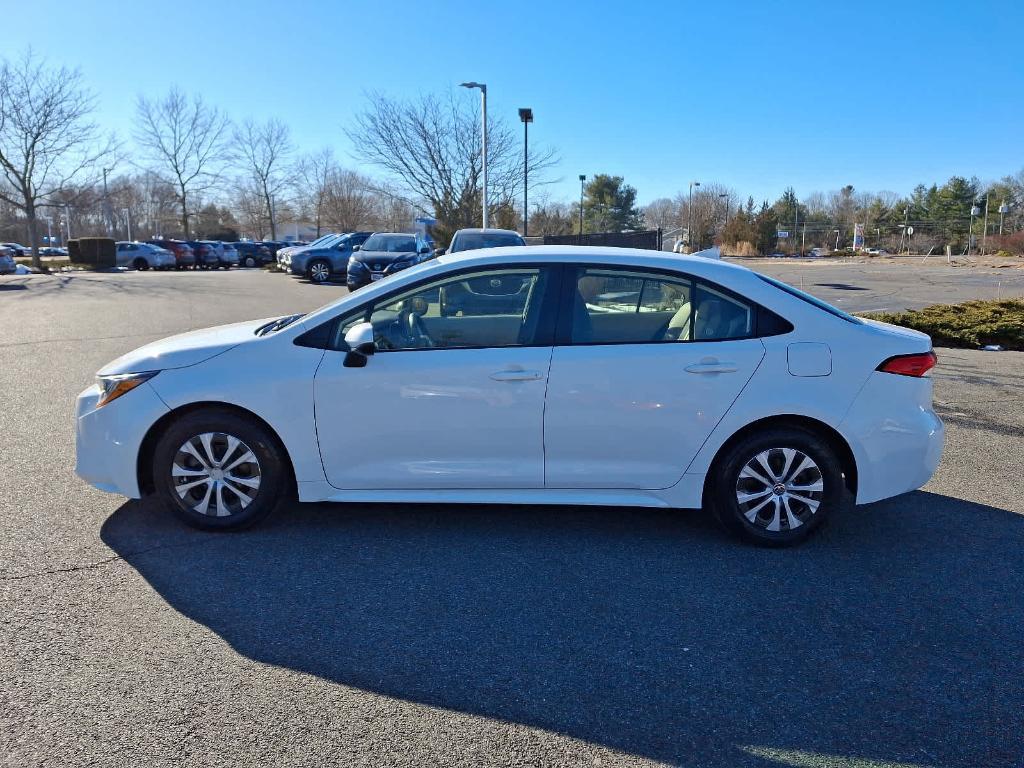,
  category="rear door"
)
[543,265,765,490]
